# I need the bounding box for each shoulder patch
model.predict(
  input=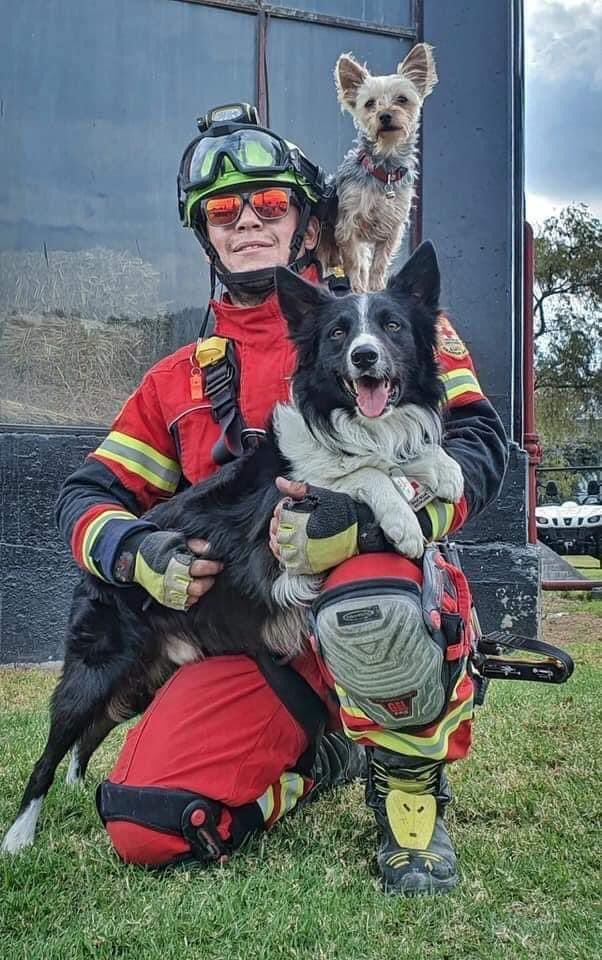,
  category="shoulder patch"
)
[437,316,468,358]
